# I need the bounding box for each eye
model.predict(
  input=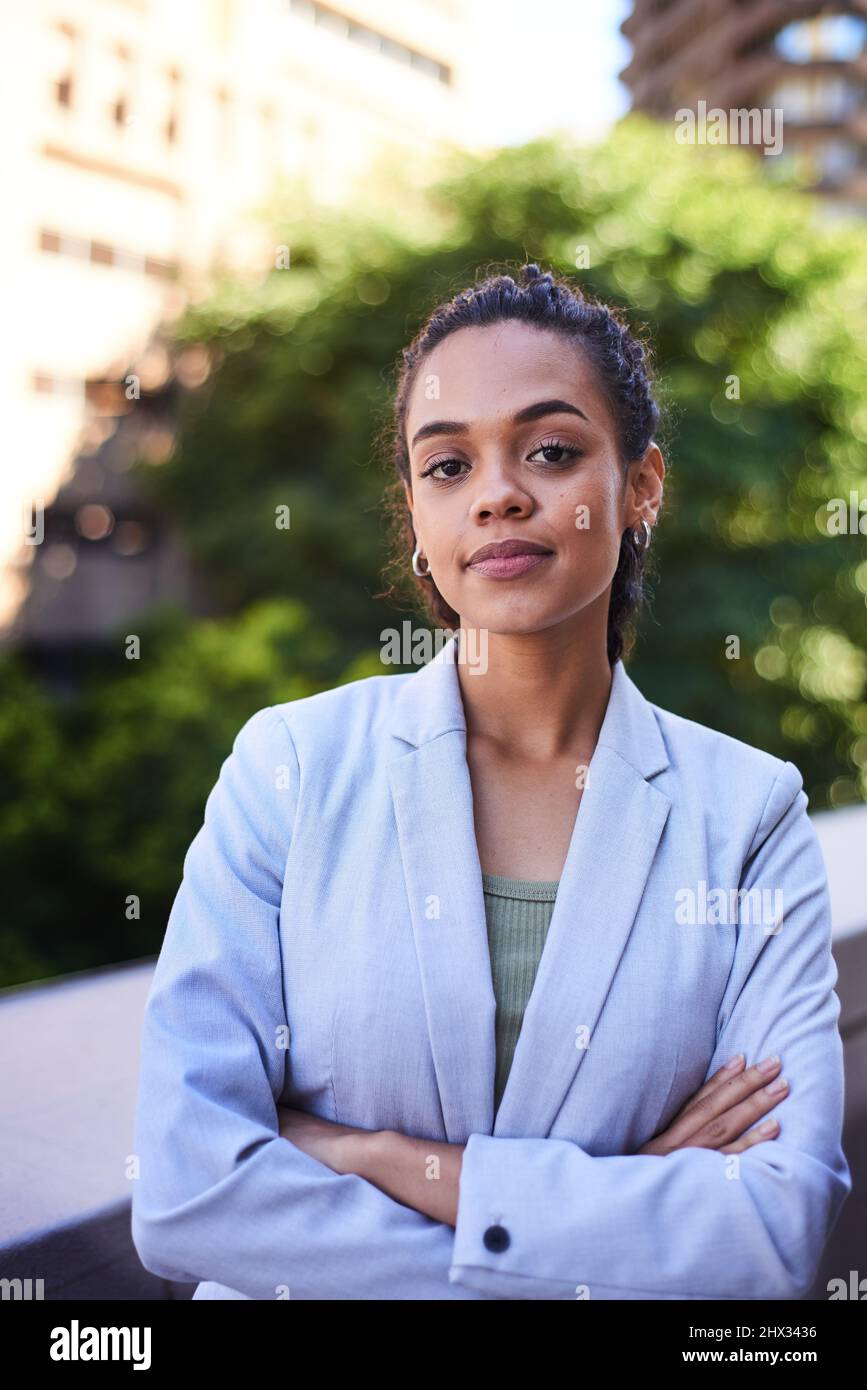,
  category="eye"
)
[527,438,584,467]
[419,456,469,481]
